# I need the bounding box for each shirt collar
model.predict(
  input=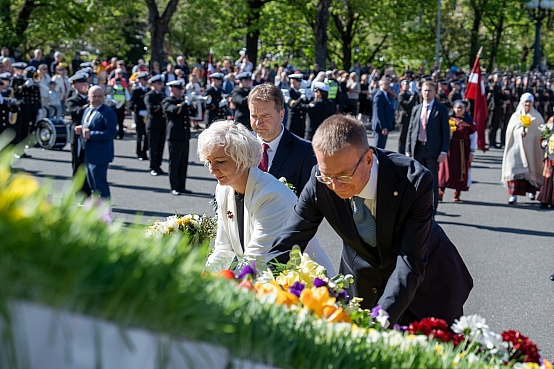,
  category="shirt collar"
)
[259,125,284,151]
[424,99,435,108]
[356,151,379,200]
